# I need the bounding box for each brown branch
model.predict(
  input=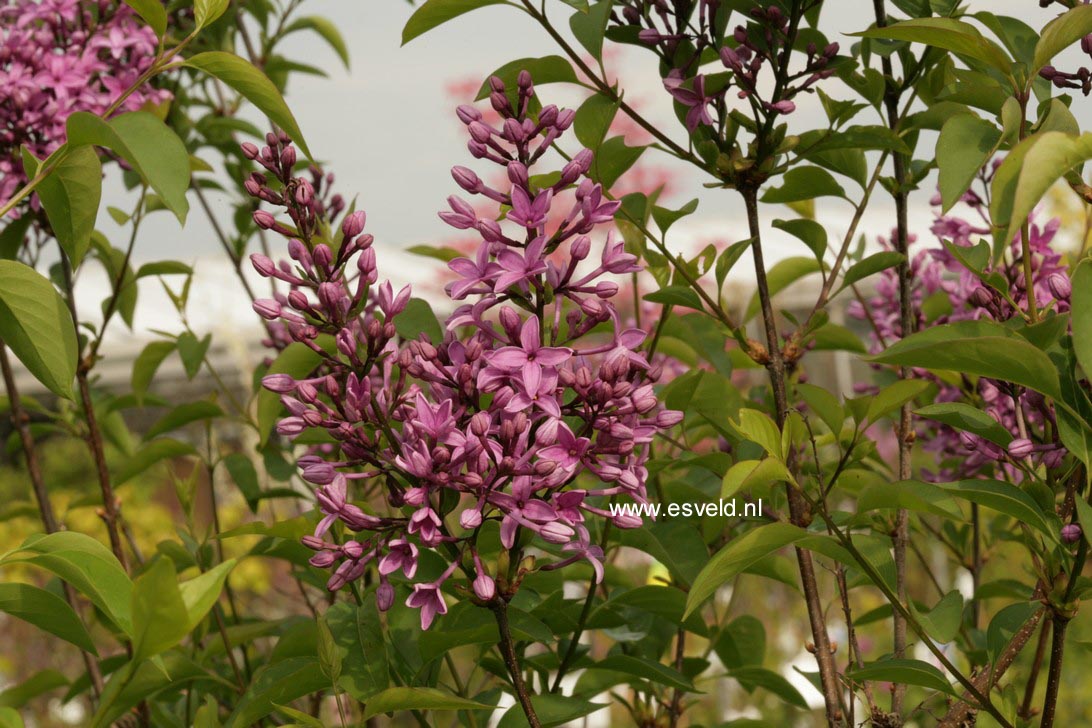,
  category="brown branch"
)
[492,600,541,728]
[0,342,105,698]
[742,185,843,727]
